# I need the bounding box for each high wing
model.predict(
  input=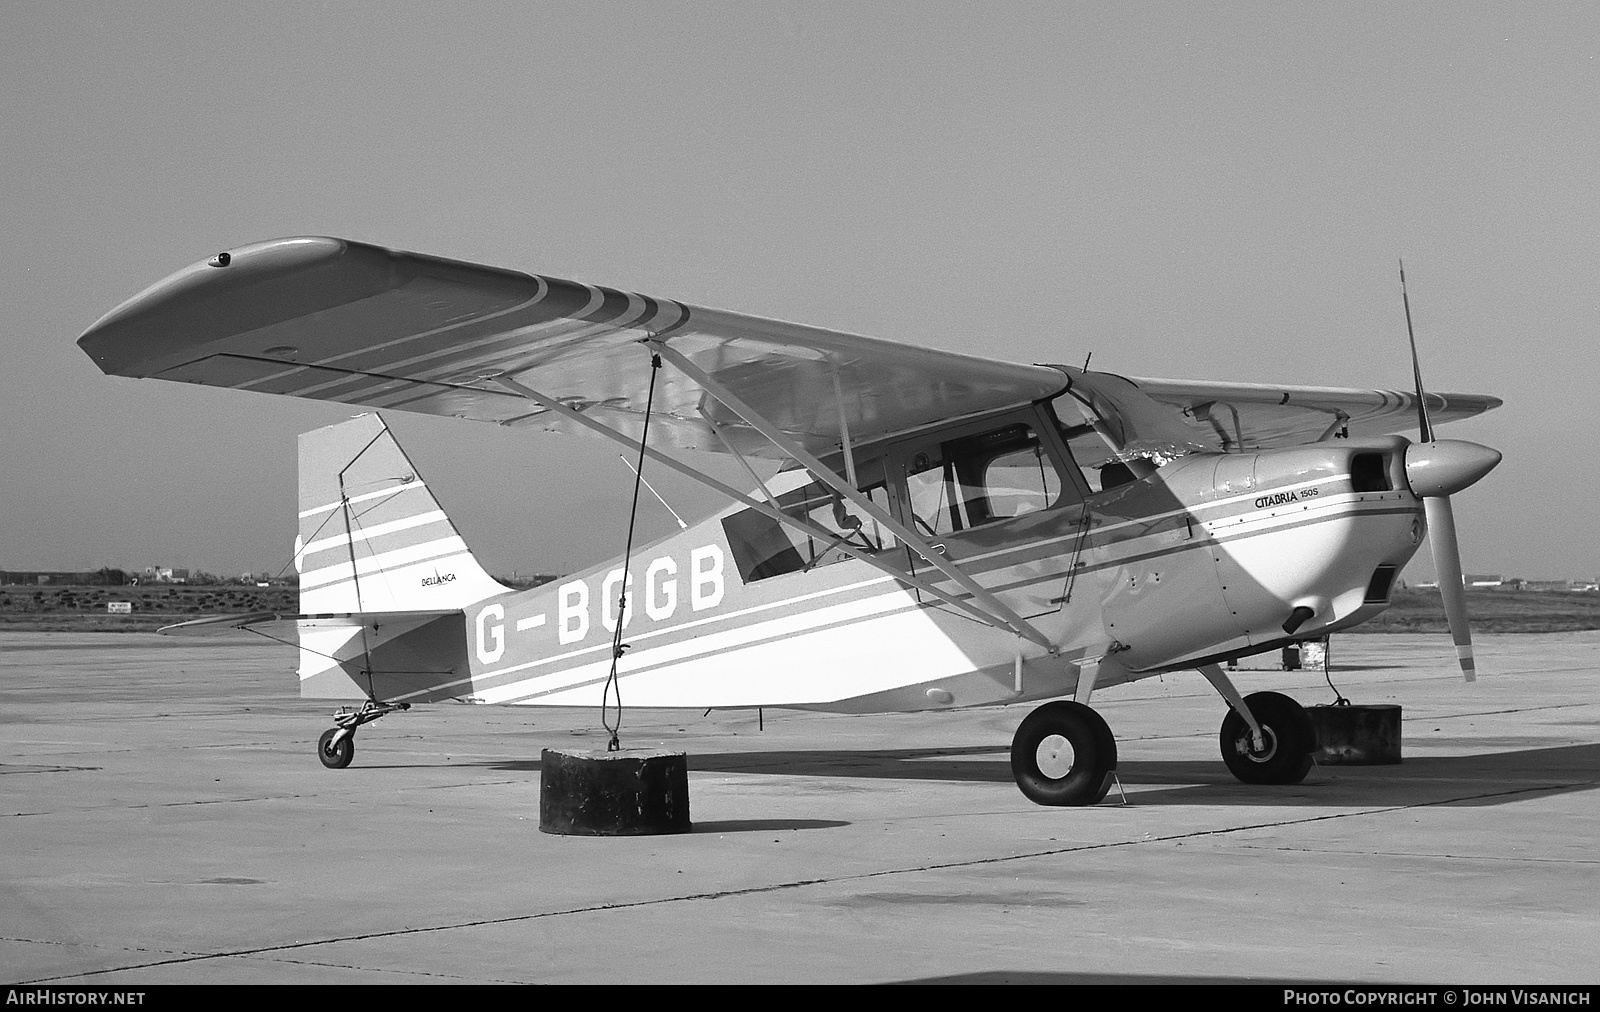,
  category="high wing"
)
[1115,375,1502,453]
[78,236,1501,457]
[77,236,1068,459]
